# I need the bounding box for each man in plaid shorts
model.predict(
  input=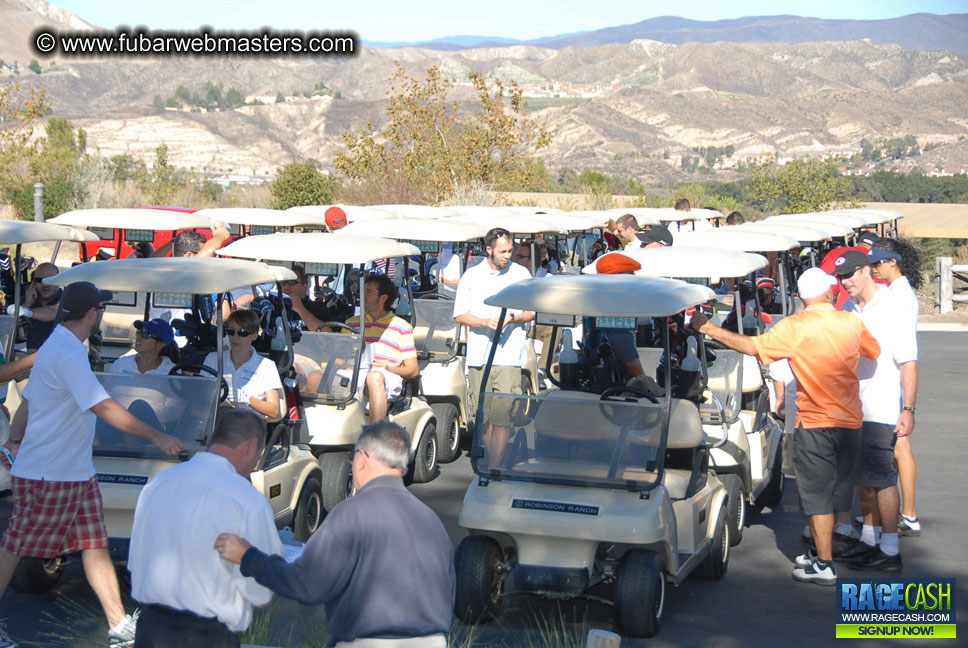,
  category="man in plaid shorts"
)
[0,282,184,648]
